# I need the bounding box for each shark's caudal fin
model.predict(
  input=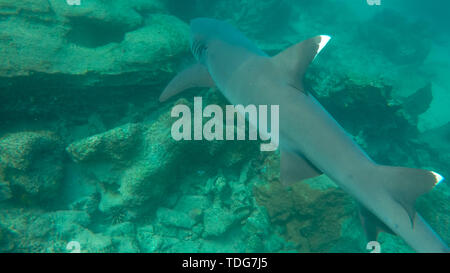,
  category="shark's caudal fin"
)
[359,166,444,241]
[374,165,444,226]
[159,63,215,102]
[271,35,331,94]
